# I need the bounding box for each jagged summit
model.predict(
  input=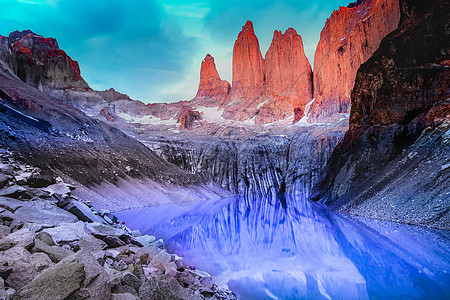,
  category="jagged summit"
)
[8,29,36,44]
[194,53,230,105]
